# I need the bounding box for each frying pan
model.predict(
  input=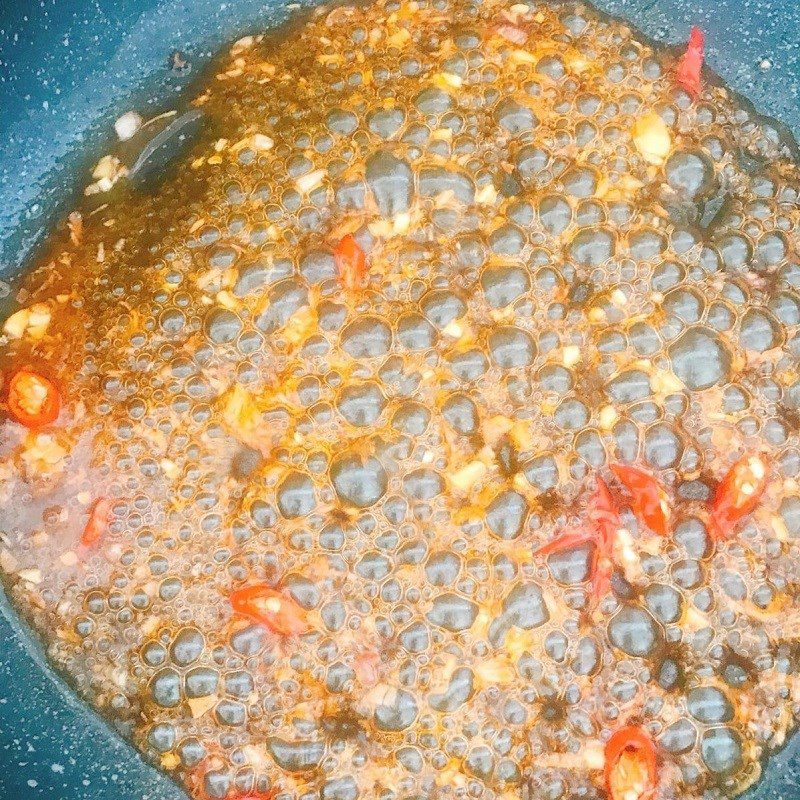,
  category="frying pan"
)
[0,0,799,797]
